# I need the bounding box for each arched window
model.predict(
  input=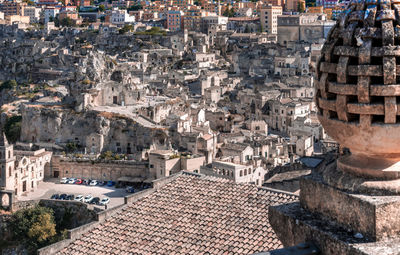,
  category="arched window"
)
[9,166,12,177]
[222,169,226,175]
[244,169,247,175]
[240,170,243,177]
